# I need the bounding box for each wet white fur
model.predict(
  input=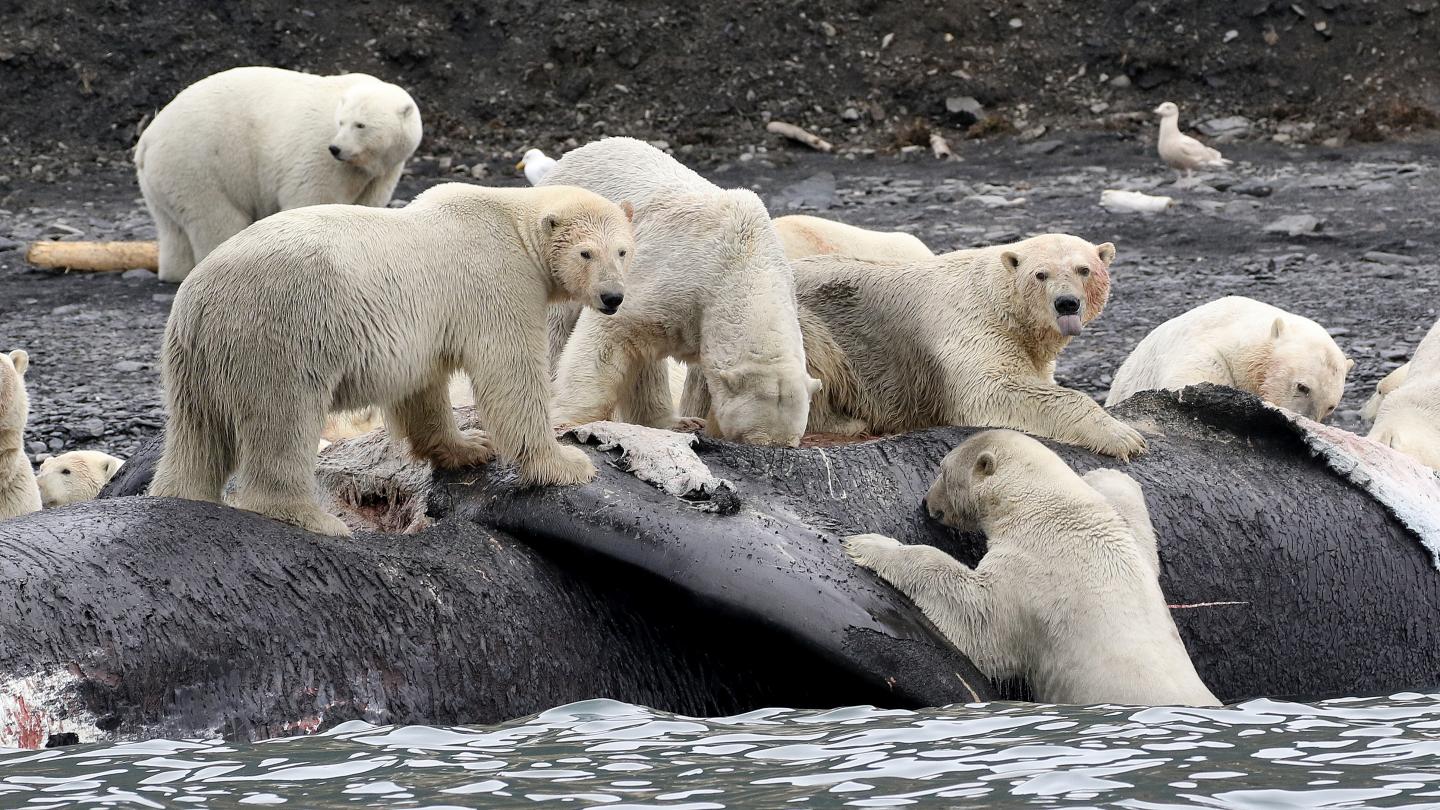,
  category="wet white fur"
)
[135,66,422,283]
[150,184,633,536]
[772,215,934,262]
[845,429,1219,706]
[1368,318,1440,469]
[1106,296,1352,422]
[0,350,41,520]
[542,137,816,446]
[37,450,124,508]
